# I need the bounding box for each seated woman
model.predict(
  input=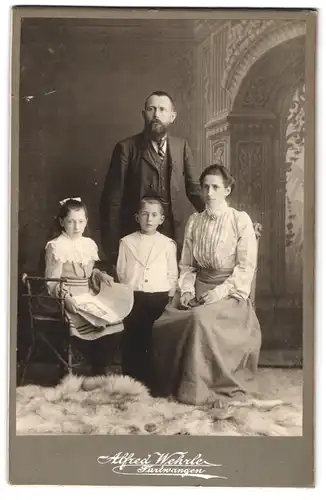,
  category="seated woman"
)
[149,164,262,405]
